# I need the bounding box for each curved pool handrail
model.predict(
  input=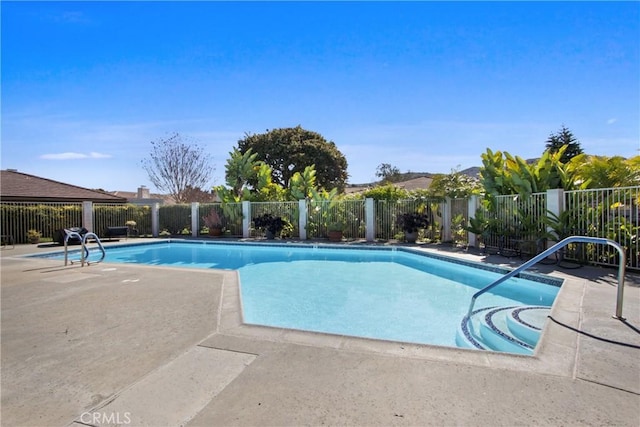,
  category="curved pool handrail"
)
[467,236,627,321]
[64,231,88,266]
[82,232,106,265]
